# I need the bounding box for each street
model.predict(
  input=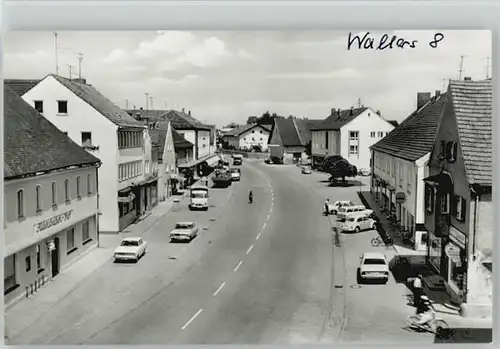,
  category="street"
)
[5,160,484,345]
